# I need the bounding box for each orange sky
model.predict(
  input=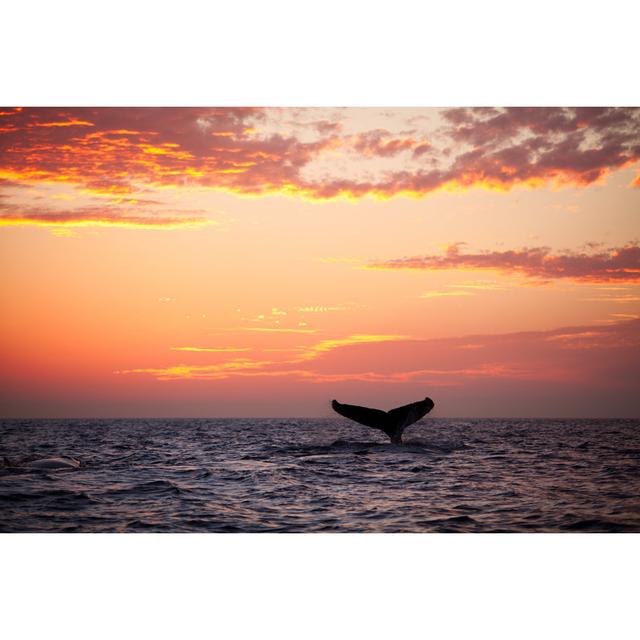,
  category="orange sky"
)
[1,107,639,417]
